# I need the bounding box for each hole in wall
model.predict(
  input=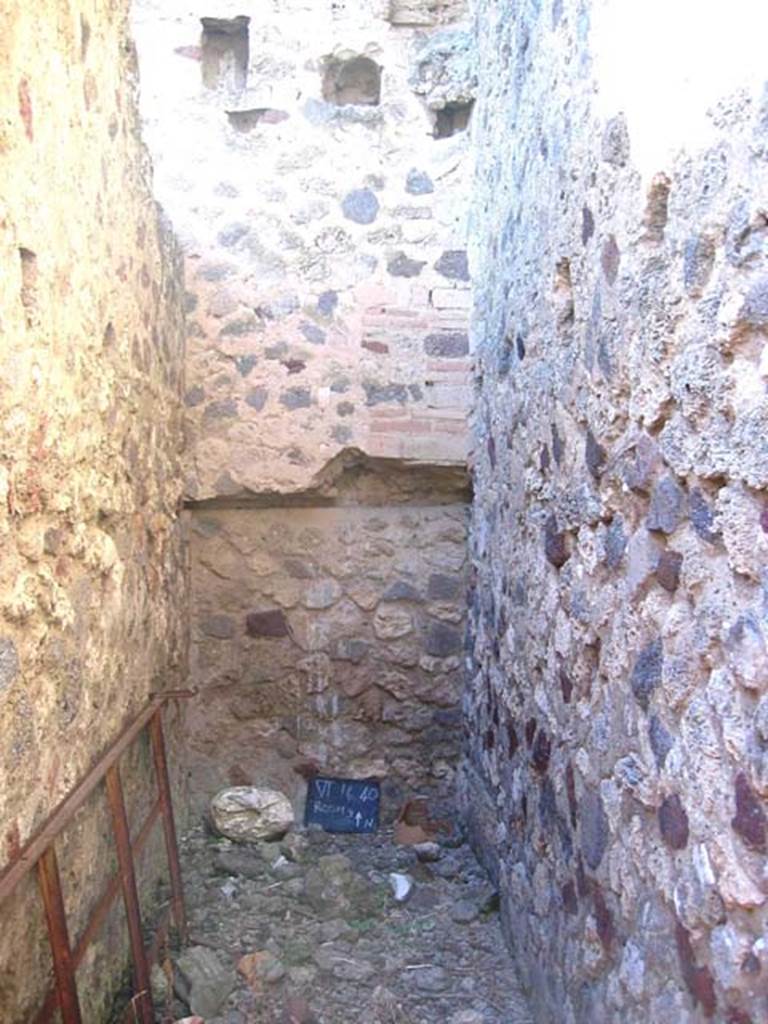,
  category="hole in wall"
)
[554,257,575,328]
[18,247,37,327]
[554,258,572,292]
[200,16,250,94]
[226,108,289,131]
[643,172,671,243]
[80,15,91,61]
[646,398,675,437]
[322,56,381,106]
[433,100,474,138]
